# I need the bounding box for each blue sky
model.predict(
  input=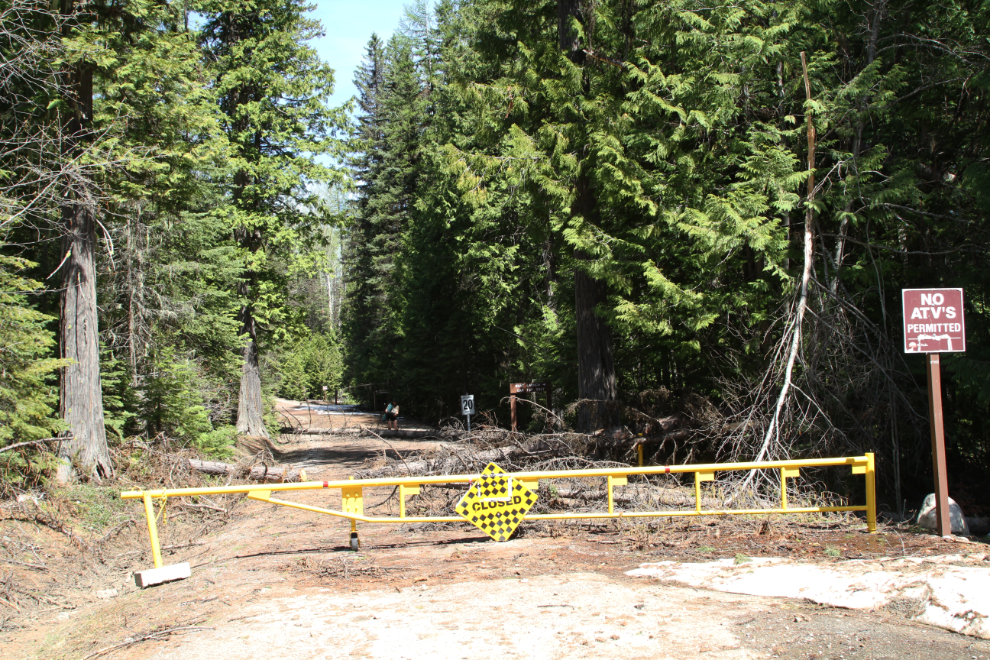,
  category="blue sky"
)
[307,0,413,109]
